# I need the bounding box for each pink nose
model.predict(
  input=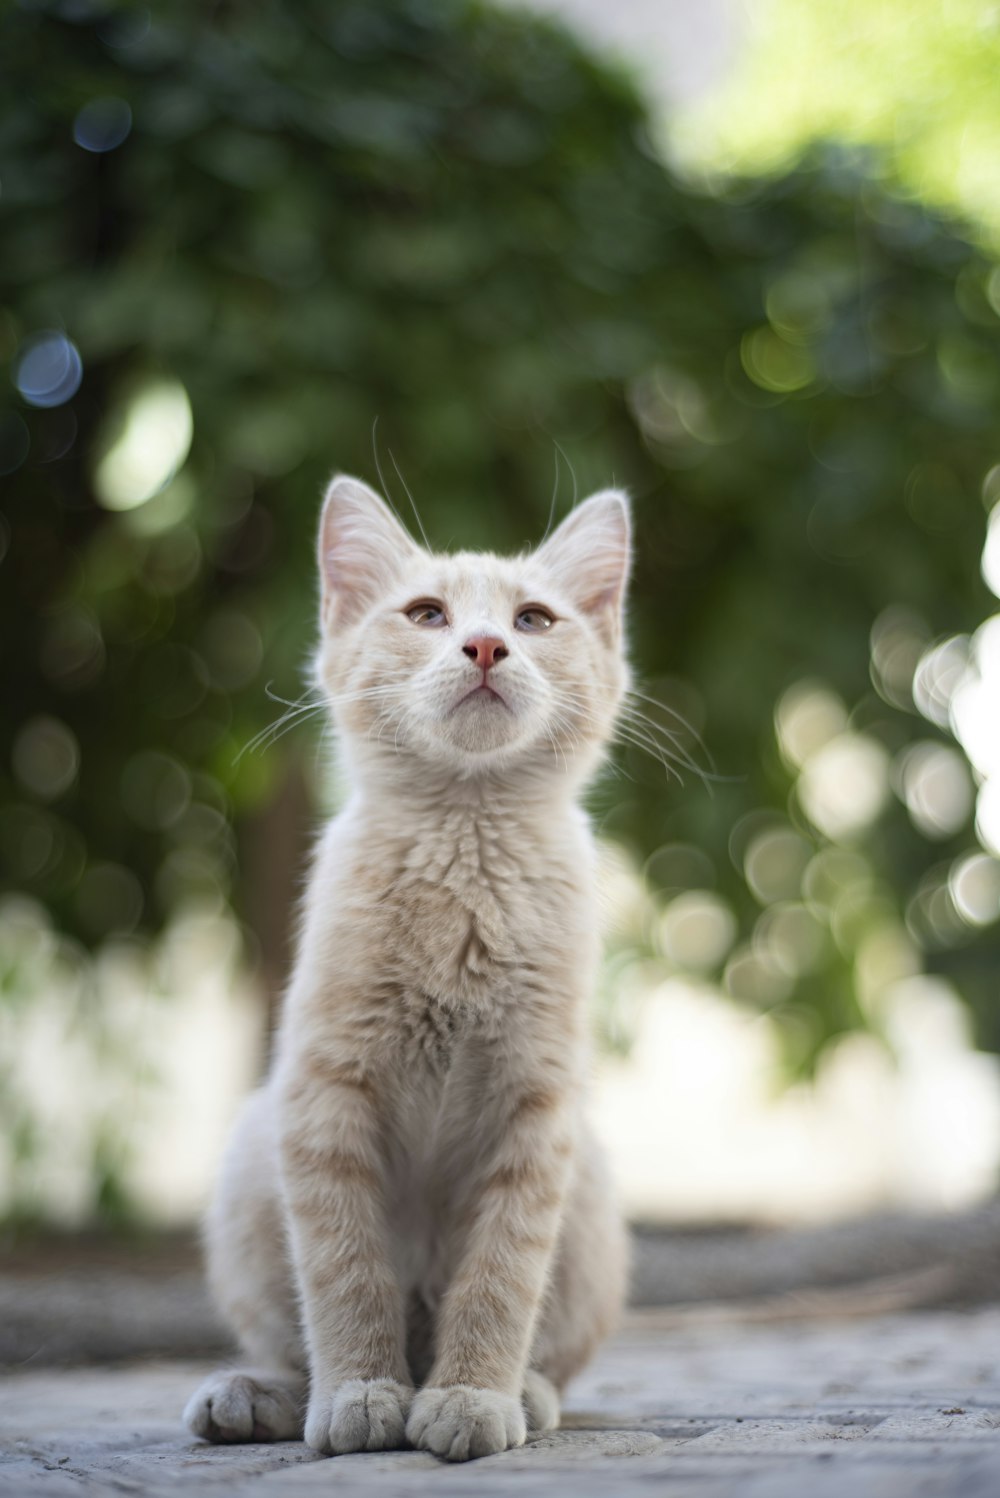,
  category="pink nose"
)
[463,635,508,672]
